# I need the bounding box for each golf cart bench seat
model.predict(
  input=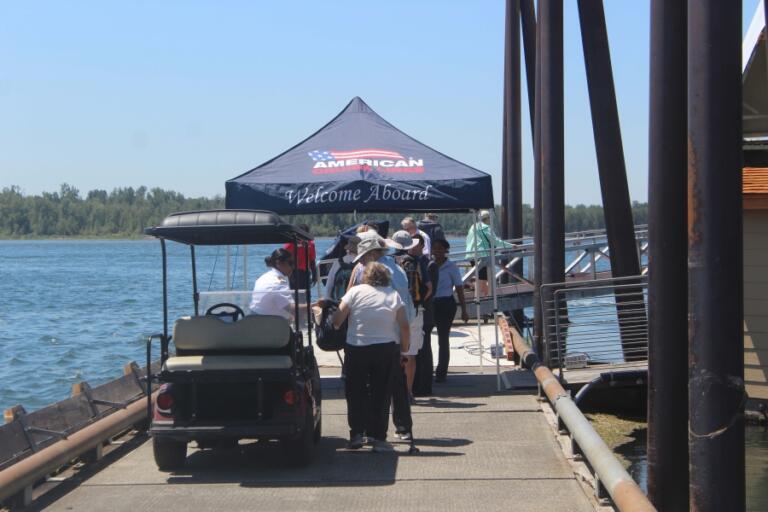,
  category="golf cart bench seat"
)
[164,314,293,372]
[164,354,292,371]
